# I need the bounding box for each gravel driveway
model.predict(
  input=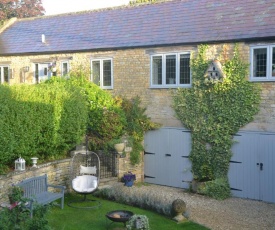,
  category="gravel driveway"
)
[106,183,275,230]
